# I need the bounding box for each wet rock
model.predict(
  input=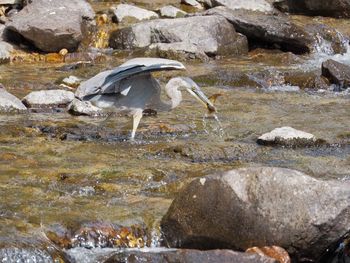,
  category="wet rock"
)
[61,75,82,88]
[69,223,148,249]
[161,167,350,262]
[321,59,350,89]
[0,238,72,263]
[319,231,350,263]
[284,71,329,90]
[104,249,278,263]
[303,23,348,55]
[181,0,203,9]
[22,89,74,109]
[0,84,27,112]
[257,126,324,147]
[159,5,187,18]
[112,4,159,24]
[5,0,95,52]
[246,246,291,263]
[0,40,12,63]
[67,98,103,116]
[212,0,273,12]
[109,16,248,58]
[273,0,350,18]
[203,7,314,54]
